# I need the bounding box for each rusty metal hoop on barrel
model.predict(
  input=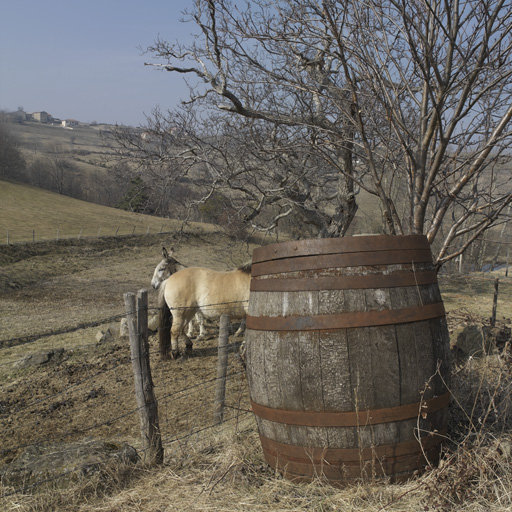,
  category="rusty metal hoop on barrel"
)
[244,235,451,486]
